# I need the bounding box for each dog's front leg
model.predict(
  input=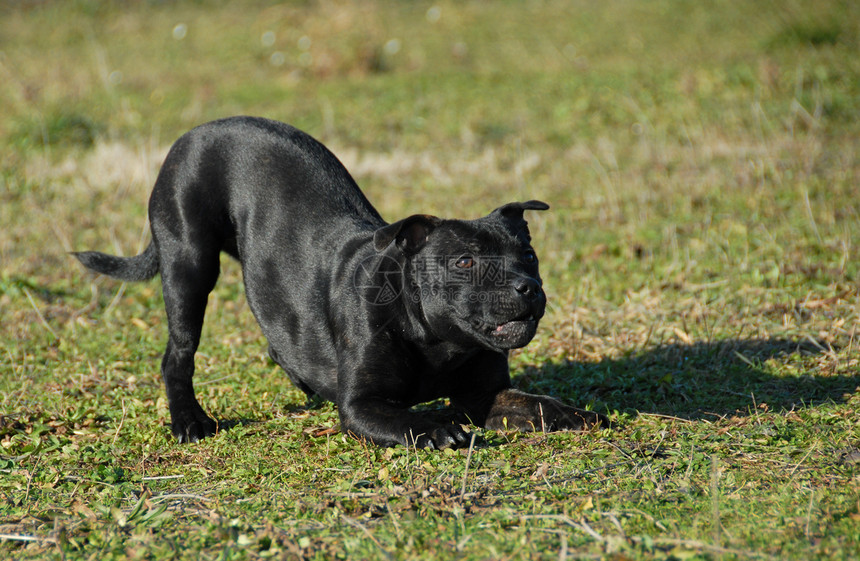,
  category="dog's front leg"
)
[338,396,470,449]
[446,352,608,434]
